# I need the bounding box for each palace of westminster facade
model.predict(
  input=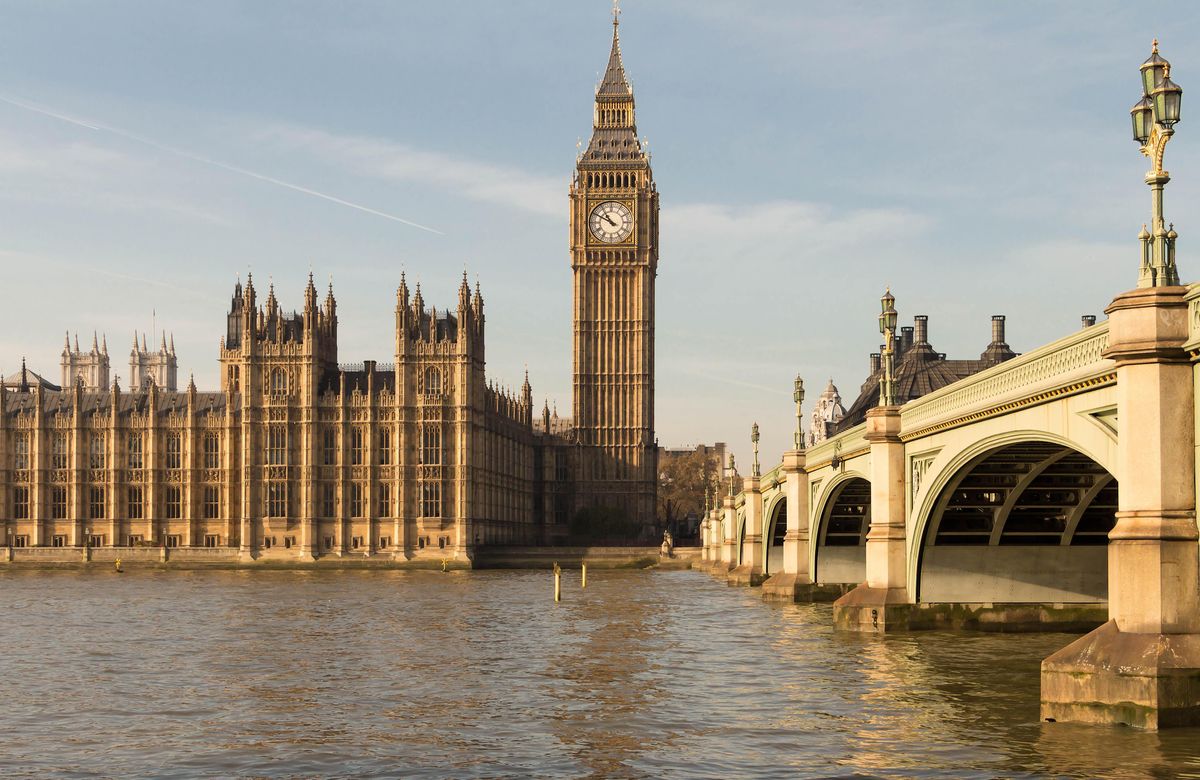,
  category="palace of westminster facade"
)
[0,14,658,561]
